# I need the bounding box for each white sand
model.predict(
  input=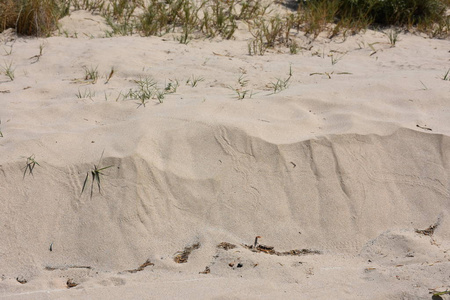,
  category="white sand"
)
[1,8,450,299]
